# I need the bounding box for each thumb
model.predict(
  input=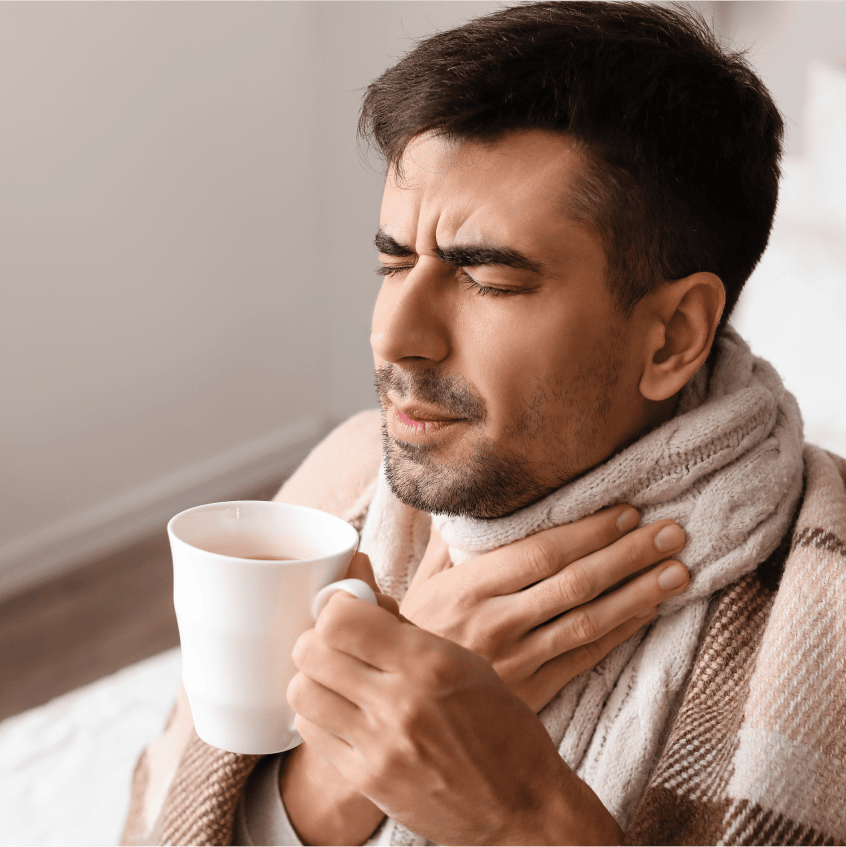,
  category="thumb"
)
[344,551,401,617]
[344,551,378,591]
[408,526,453,591]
